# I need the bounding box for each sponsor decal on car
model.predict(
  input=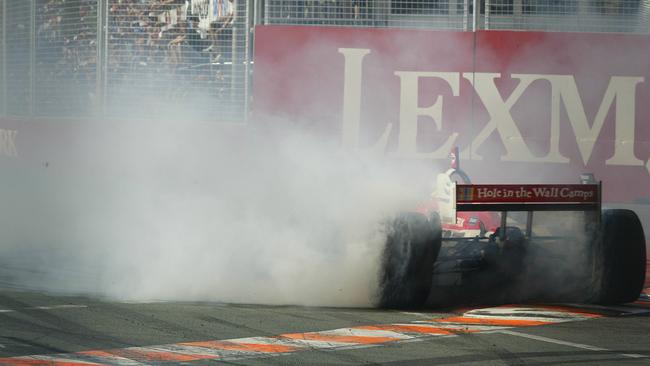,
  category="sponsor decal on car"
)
[456,184,599,203]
